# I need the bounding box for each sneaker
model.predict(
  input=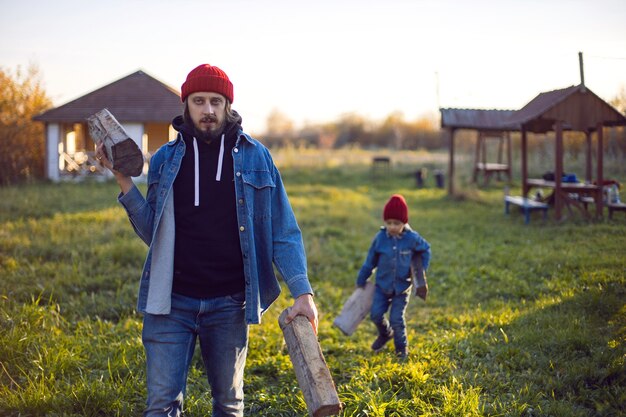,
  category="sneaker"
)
[371,331,394,351]
[396,349,408,360]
